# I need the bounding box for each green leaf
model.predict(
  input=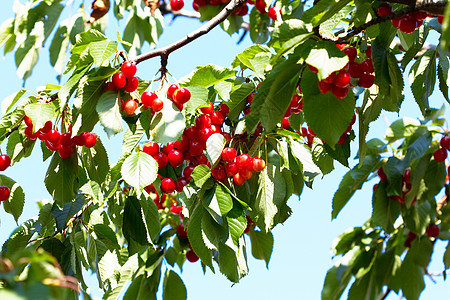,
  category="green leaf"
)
[227,80,255,122]
[182,86,209,115]
[248,229,273,267]
[206,133,226,166]
[123,196,149,248]
[302,68,355,147]
[51,195,84,231]
[79,136,110,184]
[122,124,145,154]
[80,181,102,204]
[246,55,302,132]
[140,194,161,243]
[249,7,270,44]
[2,219,37,257]
[2,88,27,115]
[23,103,57,133]
[251,163,286,232]
[409,50,437,115]
[304,41,349,80]
[269,19,313,56]
[440,0,450,51]
[121,151,158,197]
[231,45,273,78]
[0,175,25,223]
[218,240,248,283]
[332,155,380,219]
[179,64,236,87]
[437,47,450,103]
[163,270,187,300]
[89,40,118,67]
[444,241,450,270]
[44,152,78,206]
[96,90,124,137]
[371,182,400,233]
[59,63,93,110]
[150,93,185,145]
[72,79,104,135]
[187,204,214,271]
[302,0,351,26]
[191,165,212,188]
[288,137,321,176]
